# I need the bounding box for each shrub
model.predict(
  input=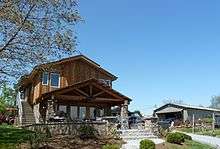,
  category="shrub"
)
[166,133,184,144]
[102,144,120,149]
[201,118,213,124]
[27,132,47,148]
[78,124,98,139]
[175,132,192,140]
[140,139,155,149]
